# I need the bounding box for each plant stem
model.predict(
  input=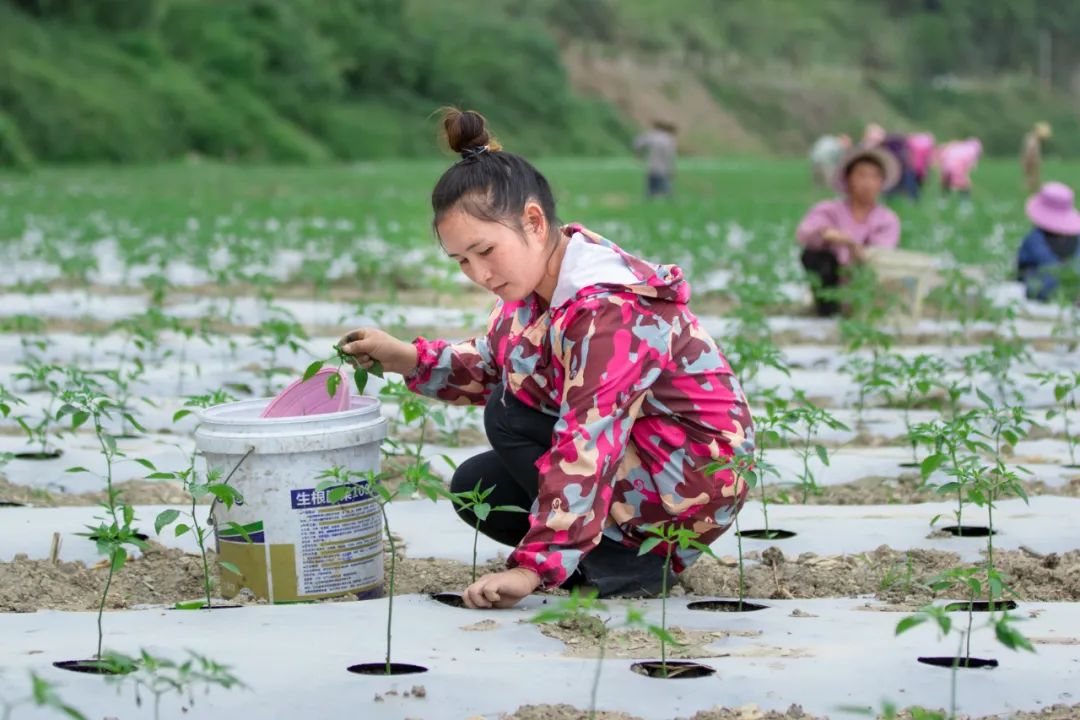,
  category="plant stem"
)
[97,555,116,659]
[1065,398,1076,465]
[759,469,770,538]
[661,543,671,678]
[951,630,962,720]
[95,417,119,527]
[949,442,963,534]
[735,512,745,611]
[381,503,395,675]
[801,428,811,502]
[589,632,605,720]
[966,585,974,660]
[472,521,479,583]
[192,492,212,609]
